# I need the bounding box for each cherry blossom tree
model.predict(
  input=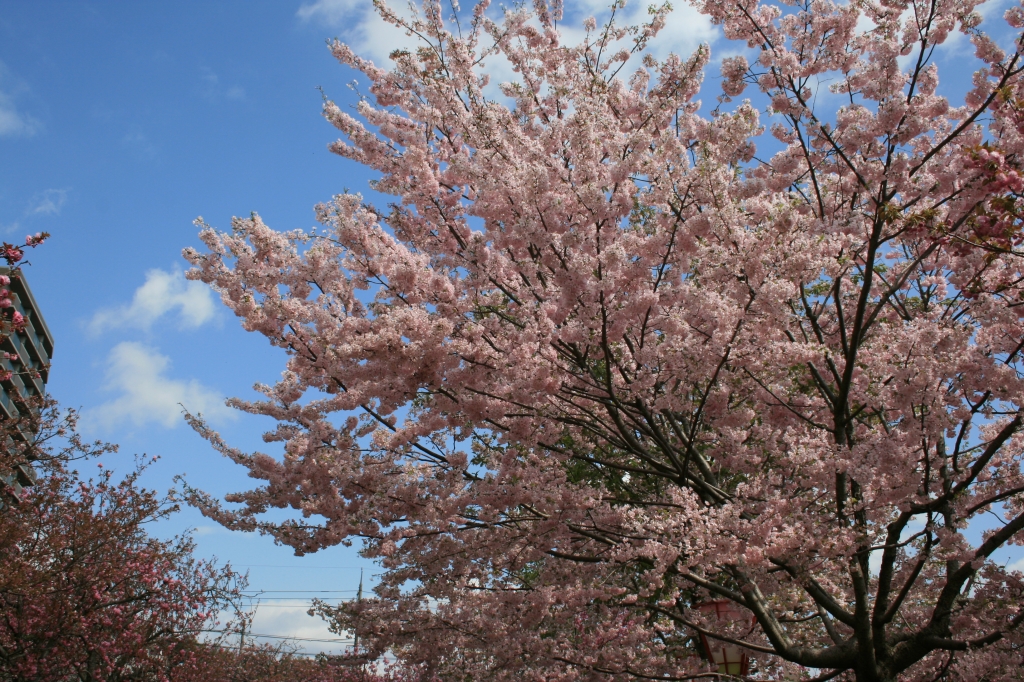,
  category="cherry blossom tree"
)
[0,404,246,682]
[184,0,1024,679]
[183,644,424,682]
